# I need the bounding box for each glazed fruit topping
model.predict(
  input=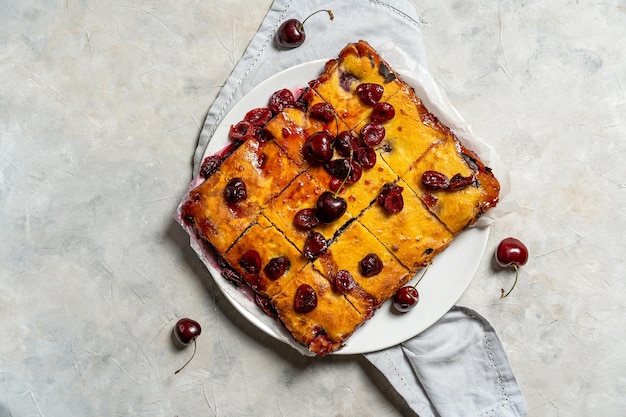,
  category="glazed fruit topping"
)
[199,155,221,179]
[239,250,262,274]
[334,270,356,293]
[361,122,385,147]
[449,173,476,190]
[346,160,363,184]
[303,231,328,260]
[224,177,247,203]
[339,71,358,92]
[244,107,273,127]
[294,208,320,230]
[323,158,351,179]
[360,253,383,277]
[303,131,334,164]
[379,63,396,83]
[496,237,529,299]
[275,10,334,49]
[229,120,255,141]
[309,102,336,123]
[334,130,359,157]
[421,170,451,191]
[255,294,276,316]
[294,284,318,313]
[370,102,395,124]
[269,88,296,114]
[264,256,290,280]
[422,170,475,191]
[329,177,344,193]
[377,183,404,214]
[316,191,347,223]
[356,83,384,106]
[393,286,419,313]
[354,146,377,169]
